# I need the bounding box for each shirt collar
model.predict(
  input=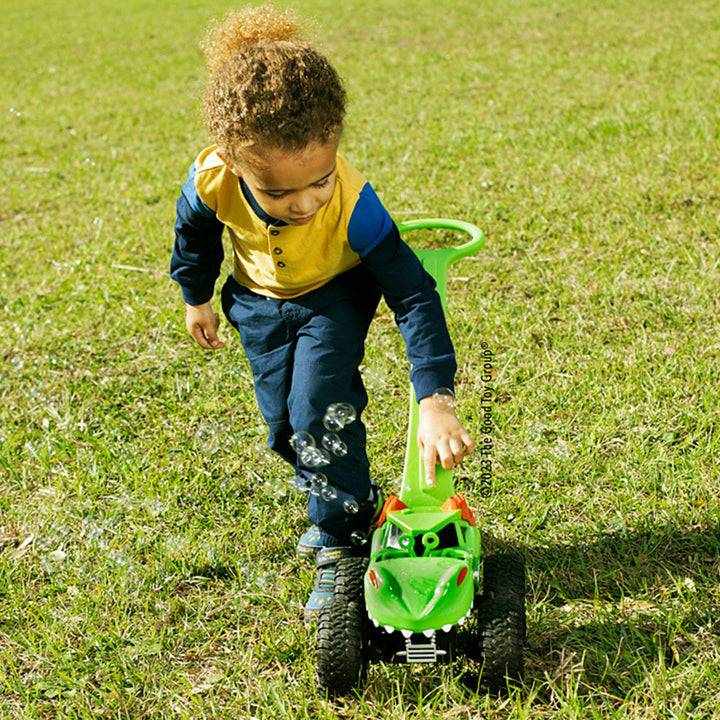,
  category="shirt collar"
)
[239,178,287,227]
